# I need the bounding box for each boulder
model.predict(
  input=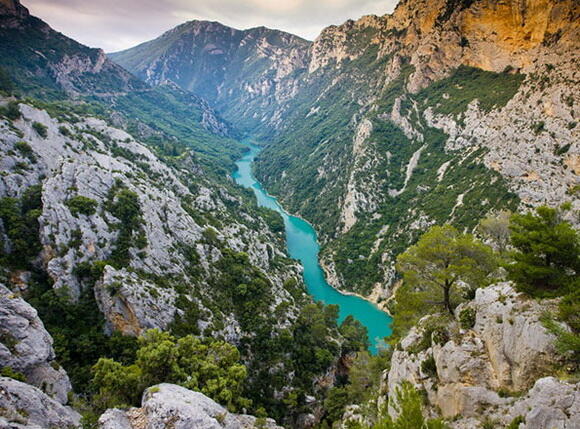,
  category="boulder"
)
[98,383,283,429]
[0,284,72,404]
[0,377,80,428]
